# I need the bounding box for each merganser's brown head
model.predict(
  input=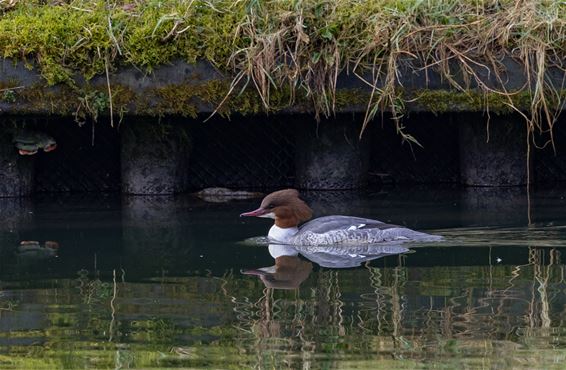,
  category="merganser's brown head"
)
[240,189,313,228]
